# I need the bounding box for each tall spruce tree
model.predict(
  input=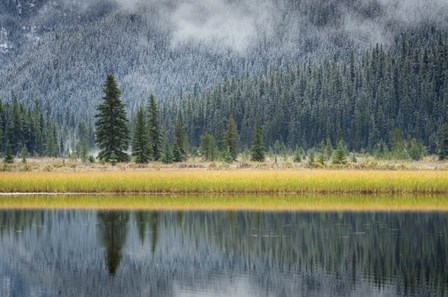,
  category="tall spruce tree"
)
[132,107,150,164]
[147,95,162,161]
[223,116,239,161]
[251,119,265,162]
[95,75,130,162]
[439,124,448,160]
